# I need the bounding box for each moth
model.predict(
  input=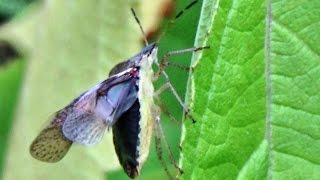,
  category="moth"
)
[30,42,163,175]
[30,0,205,179]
